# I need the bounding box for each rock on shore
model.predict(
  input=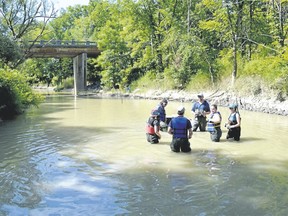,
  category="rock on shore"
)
[95,89,288,116]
